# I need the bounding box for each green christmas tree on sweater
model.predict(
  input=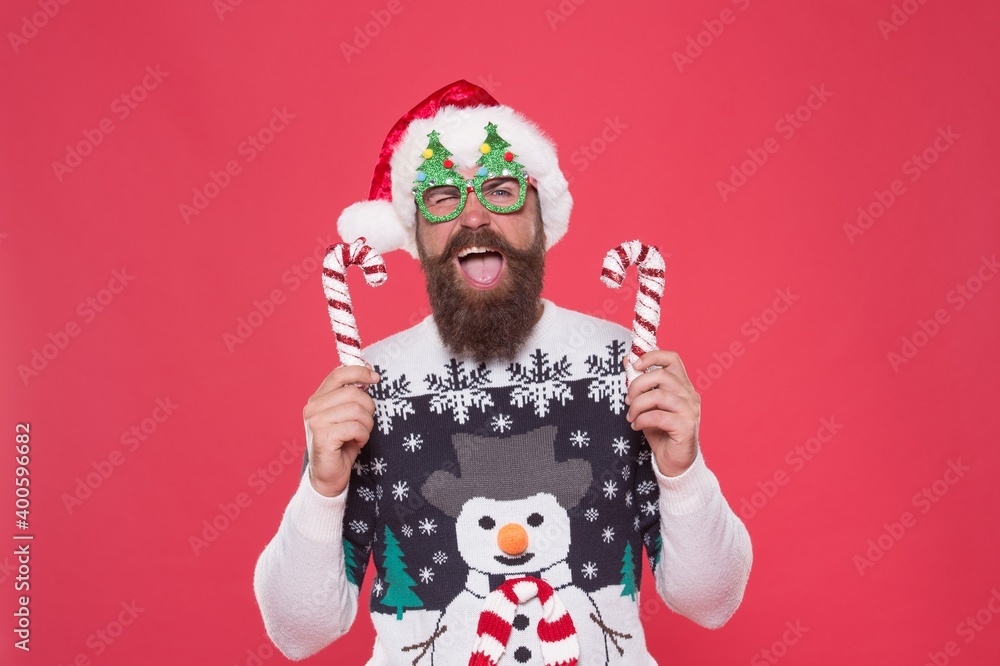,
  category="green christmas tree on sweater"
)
[650,533,663,569]
[380,524,424,620]
[343,537,358,586]
[620,541,637,601]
